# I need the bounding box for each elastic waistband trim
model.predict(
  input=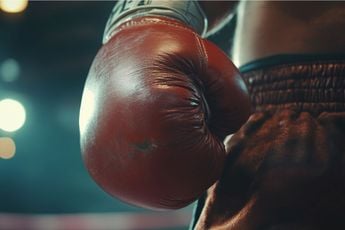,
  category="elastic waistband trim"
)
[239,54,345,73]
[241,60,345,114]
